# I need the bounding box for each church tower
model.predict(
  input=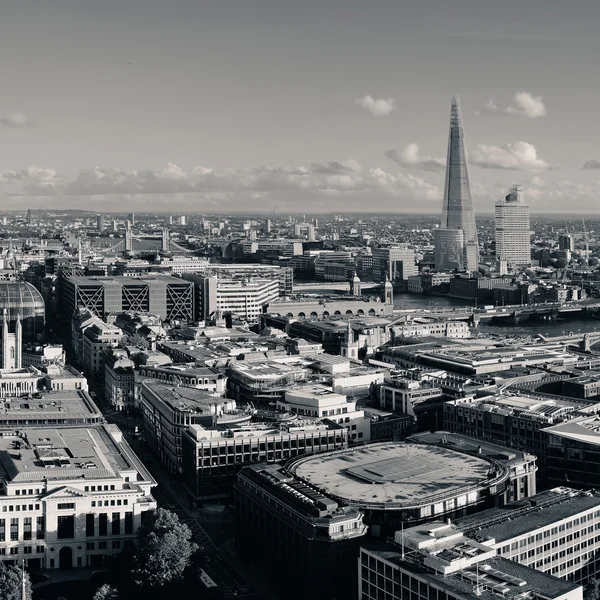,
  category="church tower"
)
[384,276,393,306]
[1,310,22,370]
